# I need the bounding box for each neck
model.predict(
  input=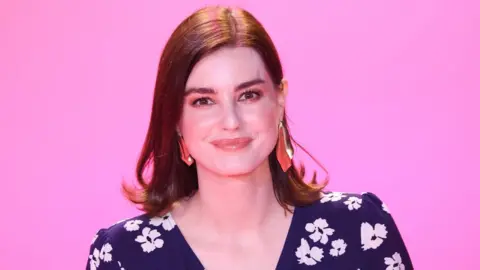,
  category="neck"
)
[184,160,281,234]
